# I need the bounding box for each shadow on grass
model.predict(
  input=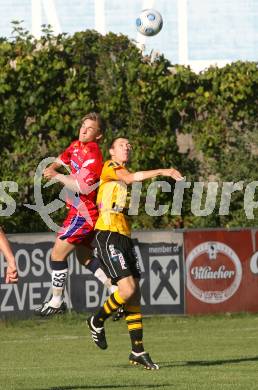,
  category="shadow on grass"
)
[40,385,172,390]
[160,355,258,368]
